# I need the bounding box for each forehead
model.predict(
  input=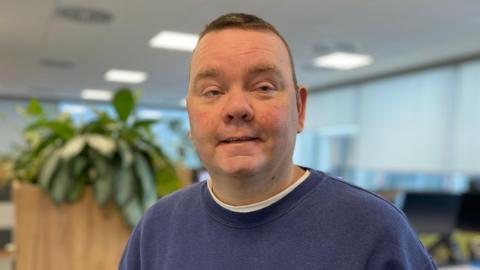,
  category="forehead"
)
[190,29,291,77]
